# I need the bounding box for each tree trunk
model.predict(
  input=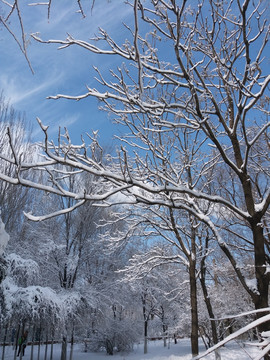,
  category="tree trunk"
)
[30,325,35,360]
[161,307,167,347]
[19,323,25,360]
[171,208,200,357]
[61,336,67,360]
[37,327,42,360]
[0,256,6,284]
[189,221,199,357]
[200,267,221,360]
[44,332,48,360]
[252,225,270,325]
[163,329,167,348]
[13,326,20,360]
[105,339,114,355]
[50,341,54,360]
[252,224,270,360]
[142,293,148,355]
[1,323,8,360]
[189,258,199,356]
[239,169,270,334]
[50,333,54,360]
[144,321,148,355]
[69,328,74,360]
[218,220,270,360]
[200,255,219,346]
